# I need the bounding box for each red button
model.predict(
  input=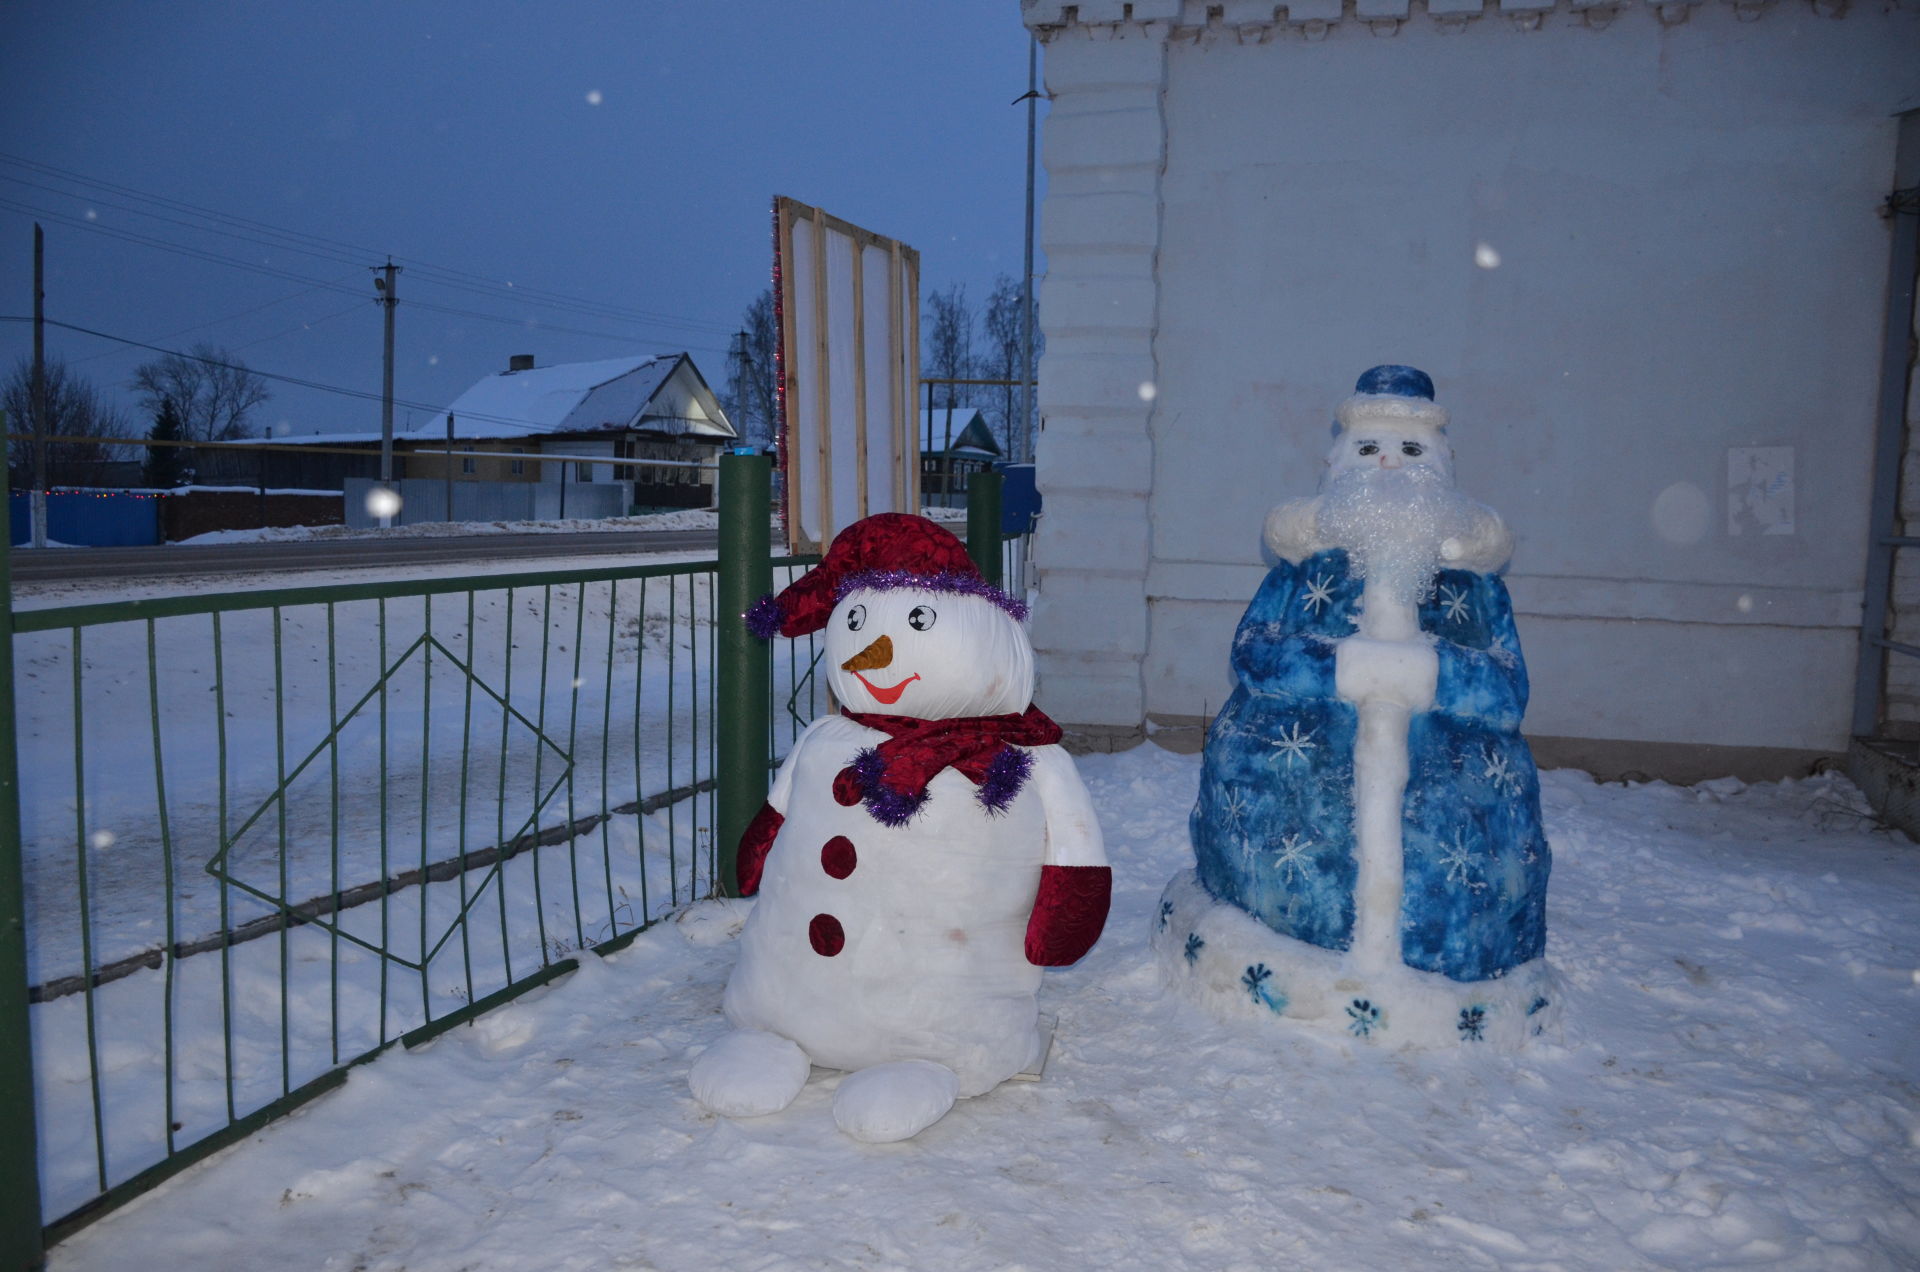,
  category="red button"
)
[809,913,845,957]
[821,836,857,879]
